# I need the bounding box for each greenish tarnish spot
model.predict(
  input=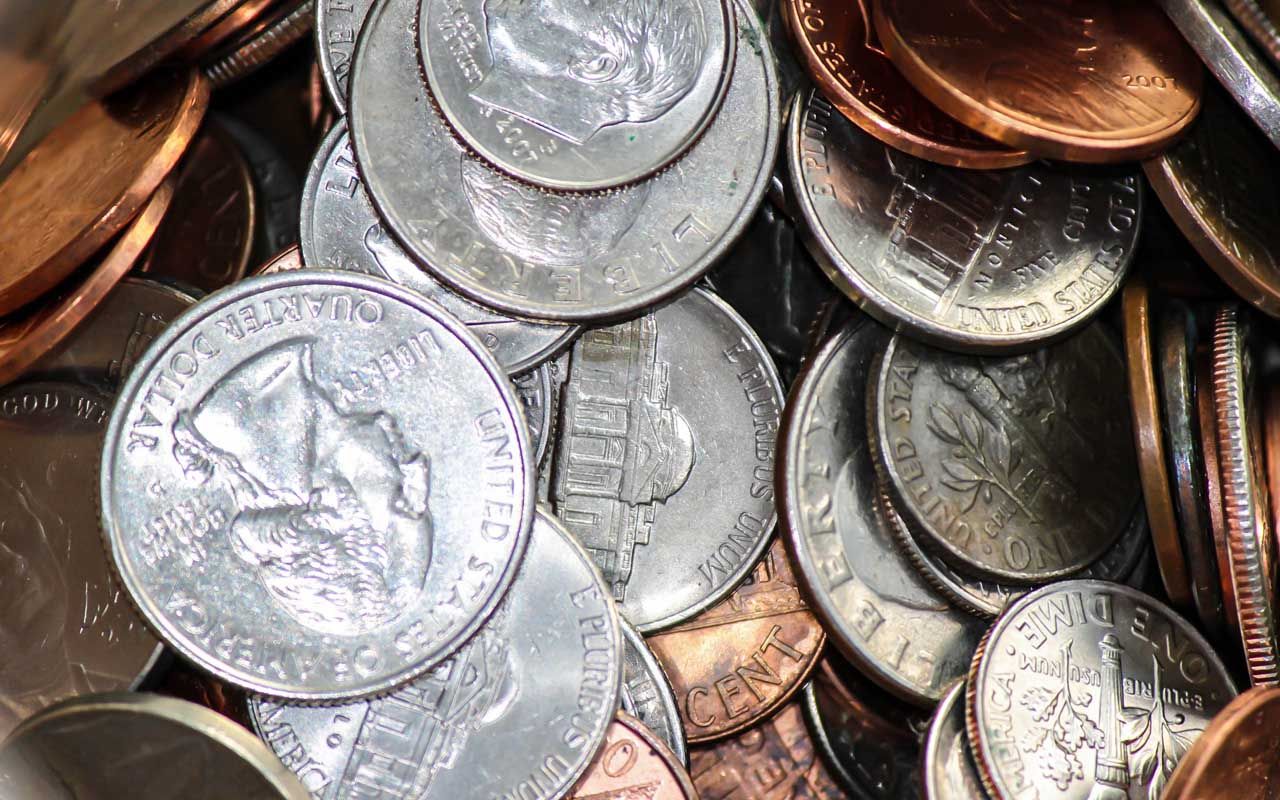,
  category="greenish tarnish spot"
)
[740,22,763,56]
[629,135,636,142]
[729,181,739,191]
